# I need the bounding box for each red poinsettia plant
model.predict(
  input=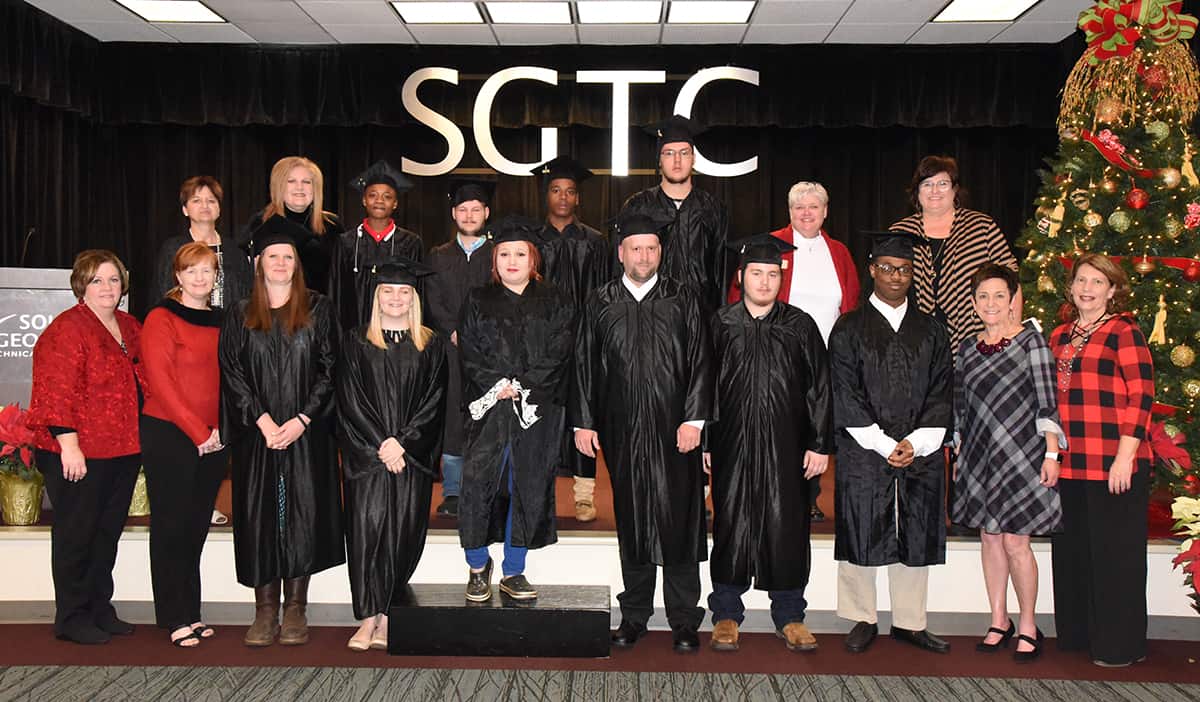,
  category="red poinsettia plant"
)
[0,403,37,481]
[1172,495,1200,615]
